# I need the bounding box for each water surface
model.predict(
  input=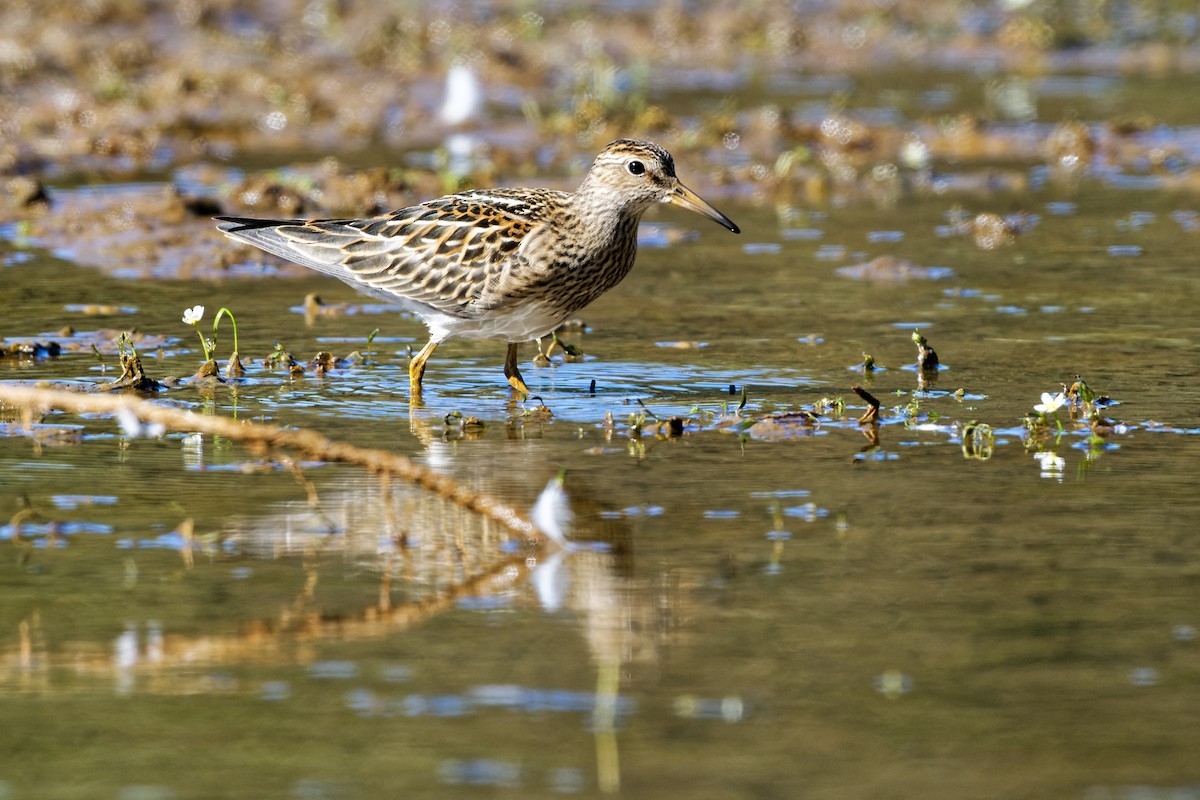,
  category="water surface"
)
[4,77,1200,800]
